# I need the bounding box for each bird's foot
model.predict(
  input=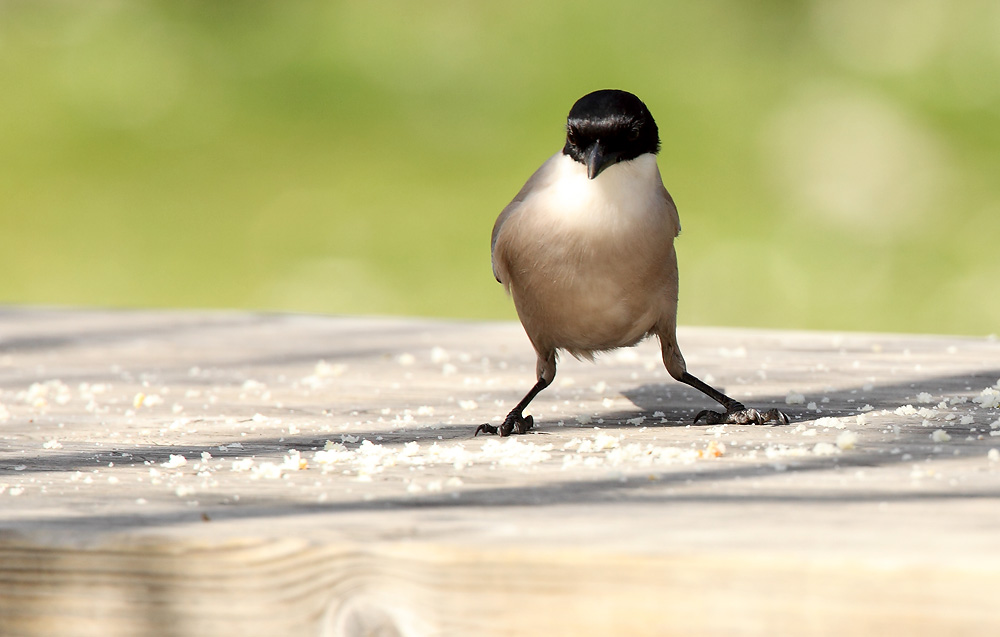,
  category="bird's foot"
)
[694,404,789,426]
[474,412,534,437]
